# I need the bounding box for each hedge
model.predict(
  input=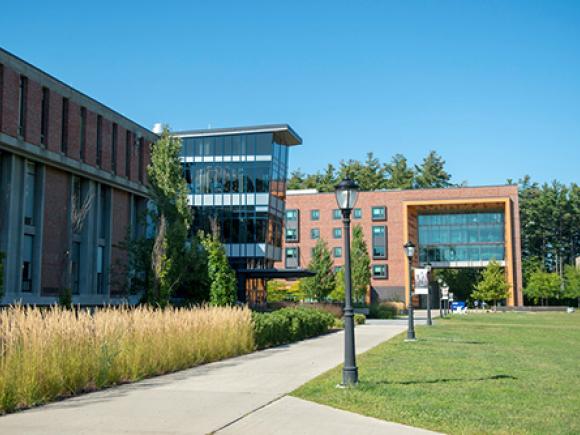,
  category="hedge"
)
[253,307,335,349]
